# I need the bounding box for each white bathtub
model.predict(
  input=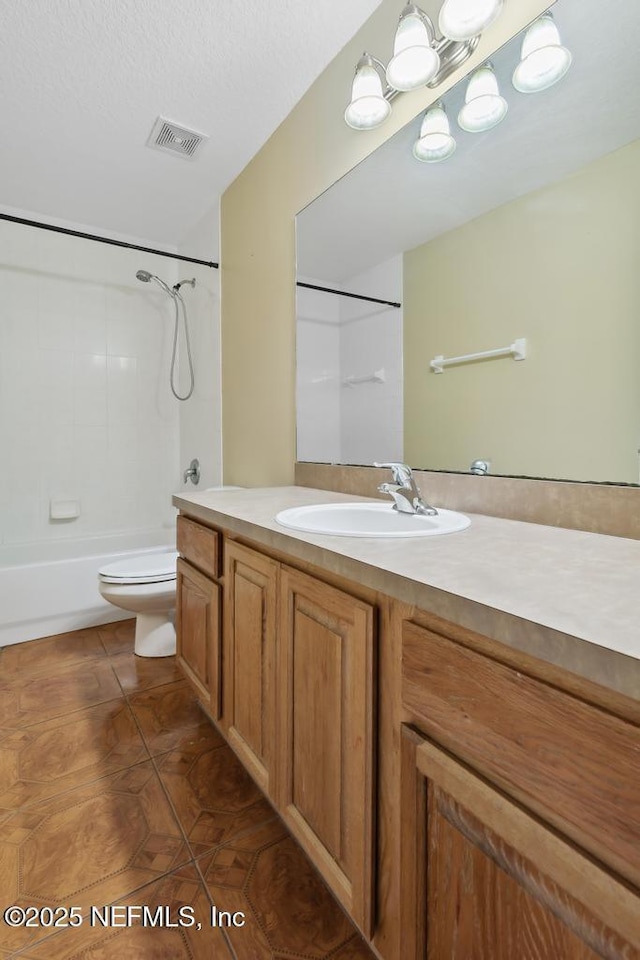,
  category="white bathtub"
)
[0,530,175,648]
